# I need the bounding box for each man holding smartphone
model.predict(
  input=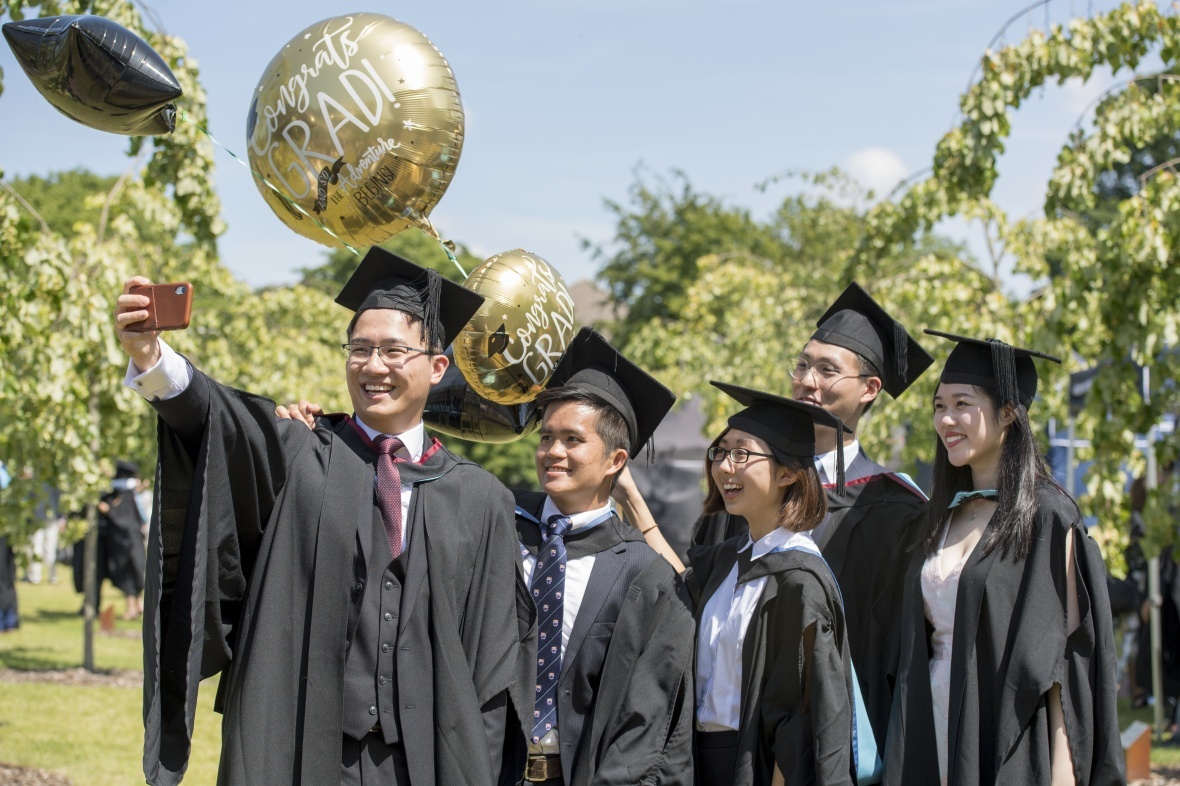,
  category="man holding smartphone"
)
[114,249,525,786]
